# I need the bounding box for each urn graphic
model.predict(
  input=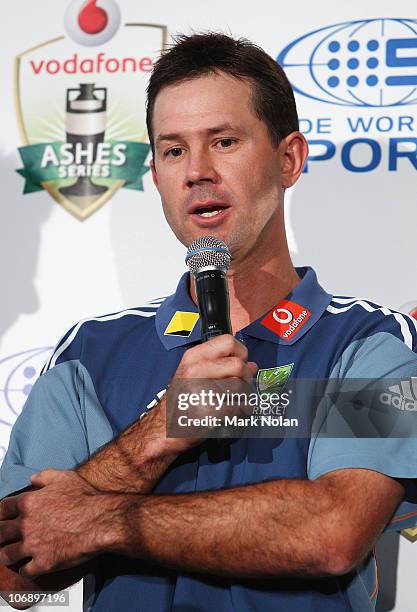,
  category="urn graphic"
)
[59,83,108,197]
